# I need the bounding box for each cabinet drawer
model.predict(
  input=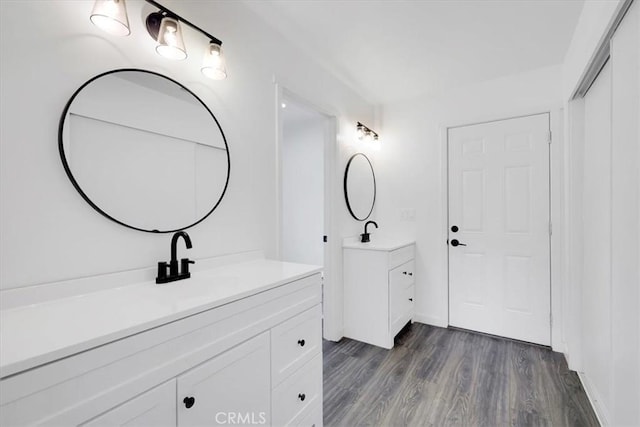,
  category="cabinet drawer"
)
[390,283,414,337]
[296,403,322,427]
[389,260,415,288]
[272,353,322,427]
[82,380,176,427]
[389,245,414,269]
[177,332,271,427]
[271,304,322,386]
